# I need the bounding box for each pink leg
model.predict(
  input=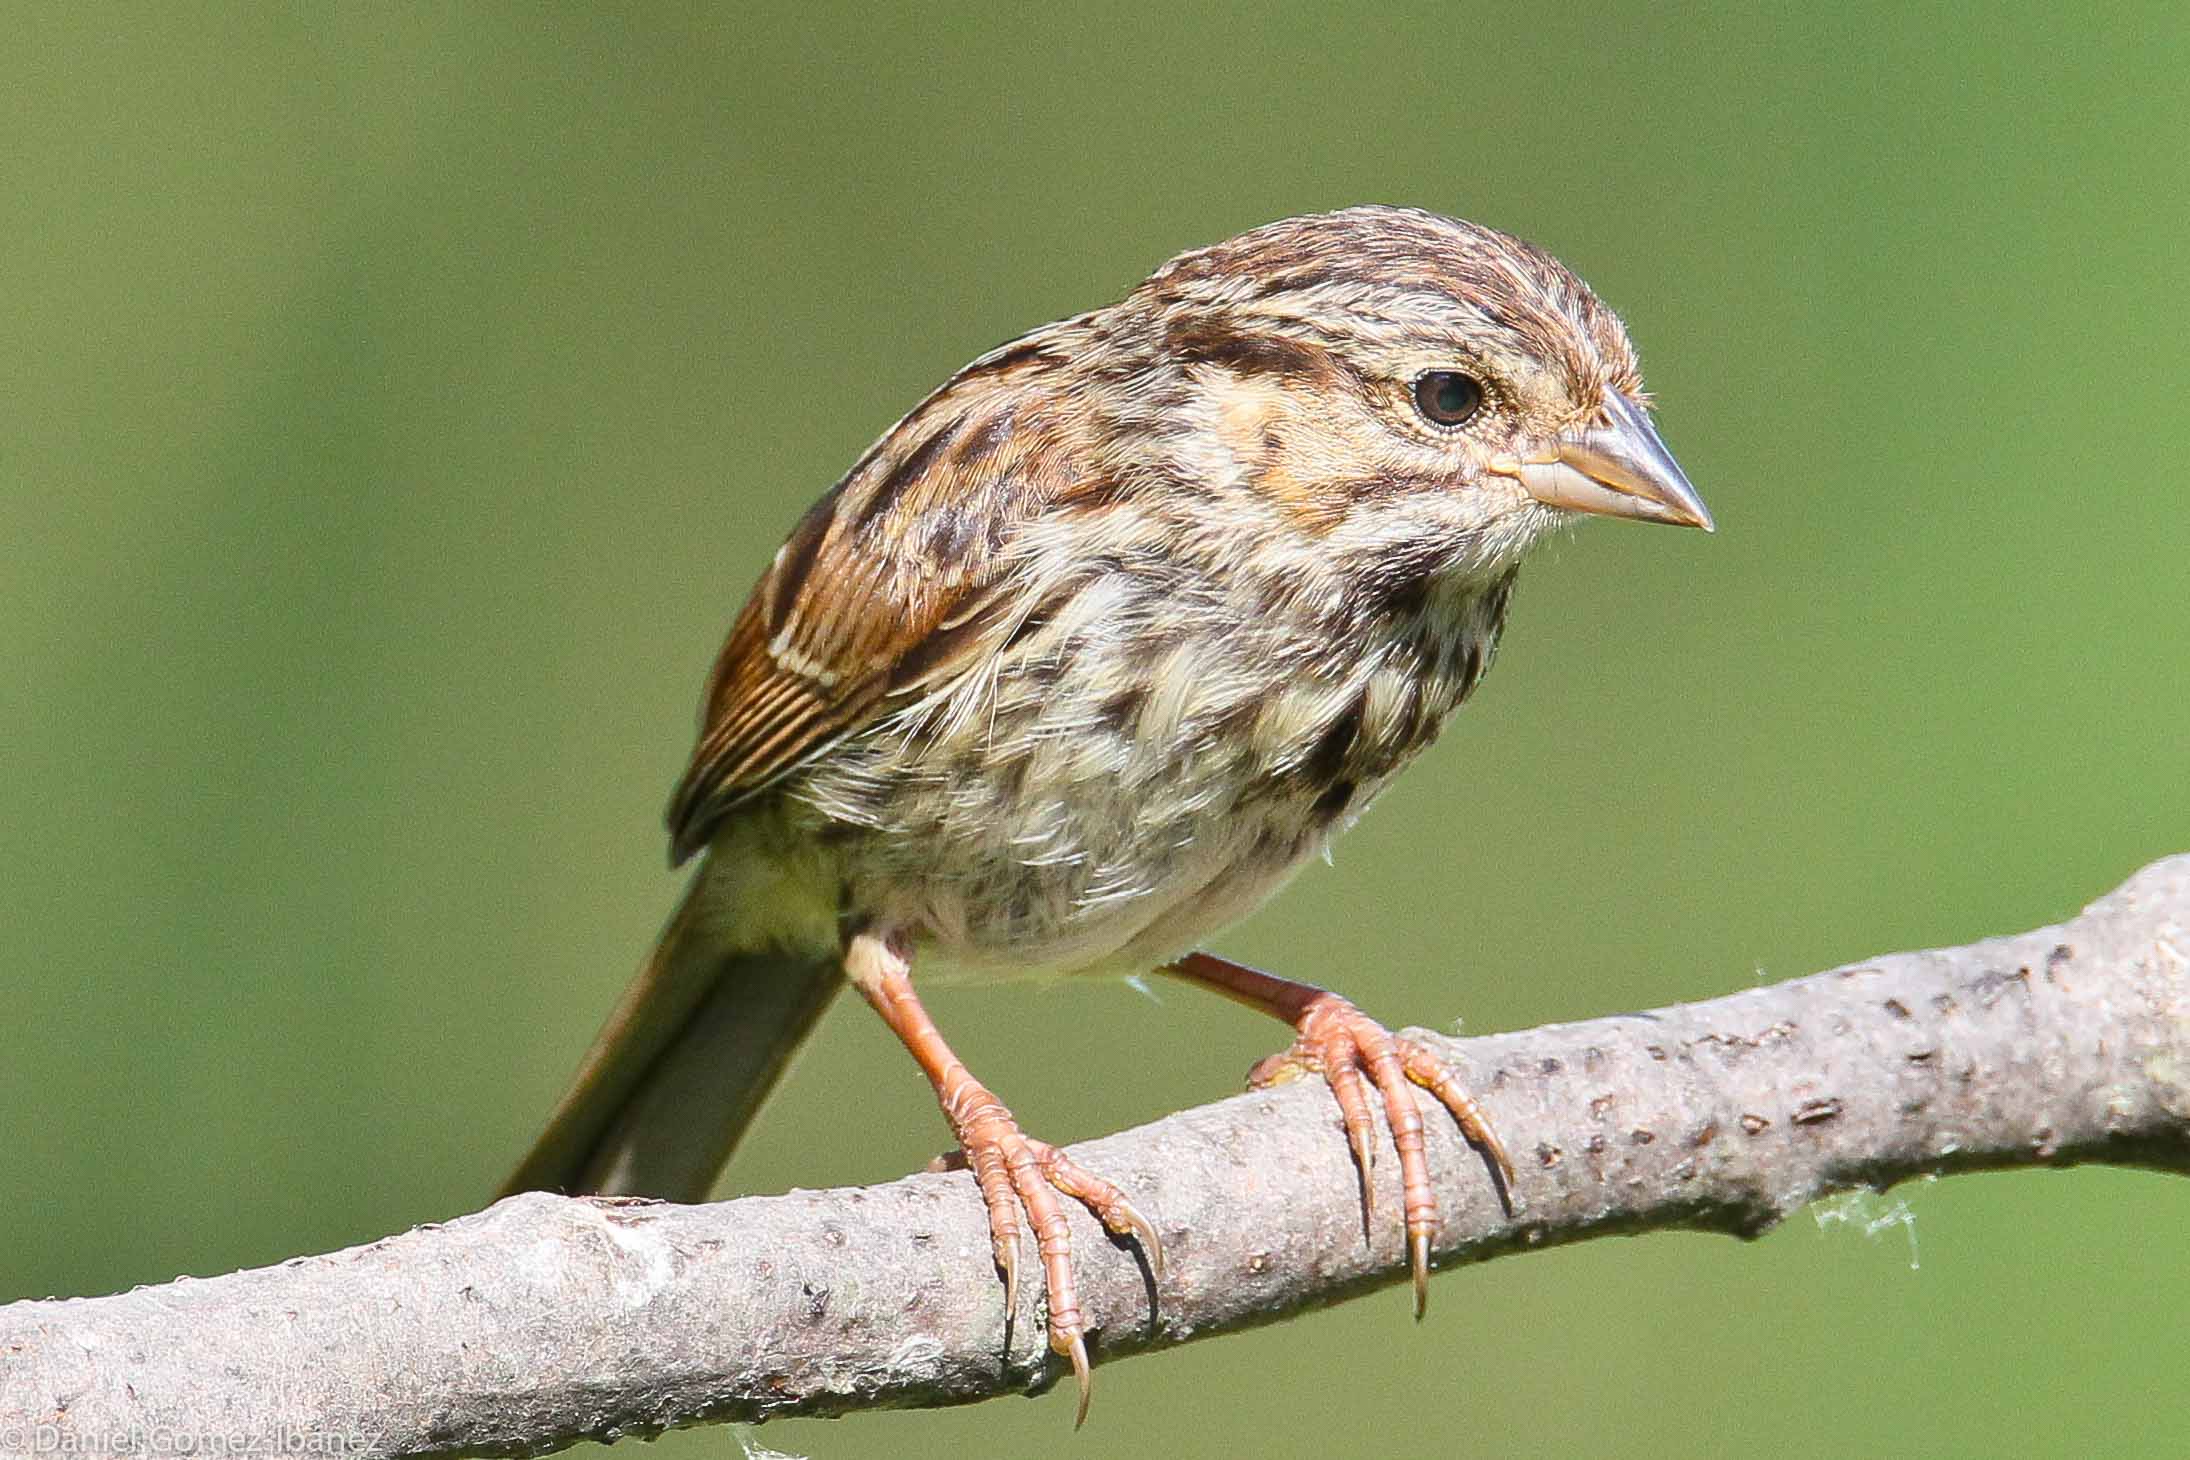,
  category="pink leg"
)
[848,931,1162,1426]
